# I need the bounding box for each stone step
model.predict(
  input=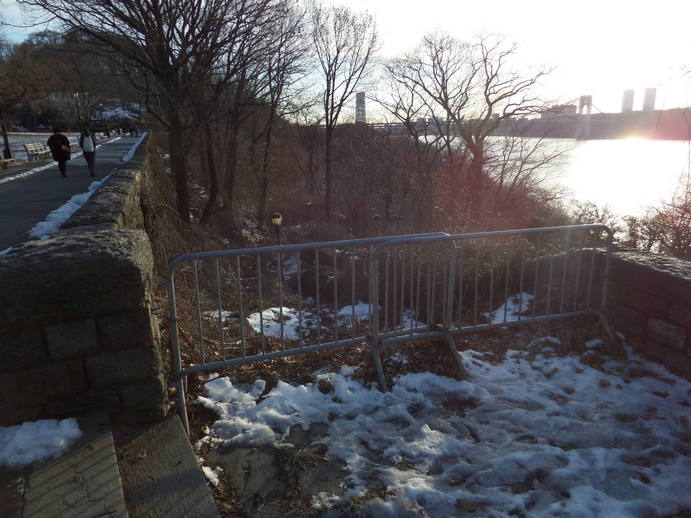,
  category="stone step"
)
[115,415,219,518]
[0,412,129,518]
